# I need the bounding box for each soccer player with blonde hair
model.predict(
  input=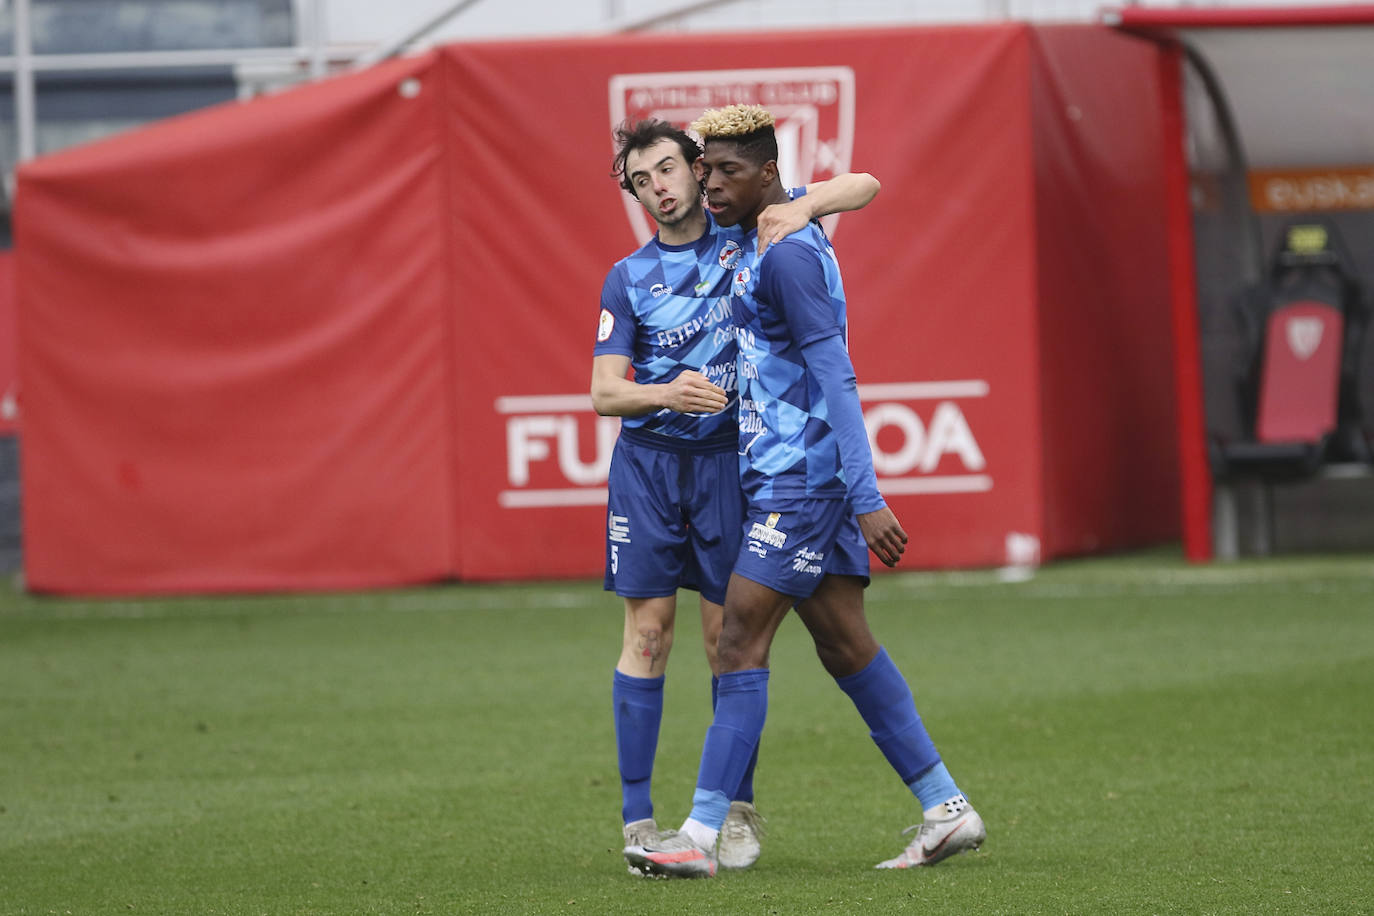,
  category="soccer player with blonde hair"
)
[624,105,985,878]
